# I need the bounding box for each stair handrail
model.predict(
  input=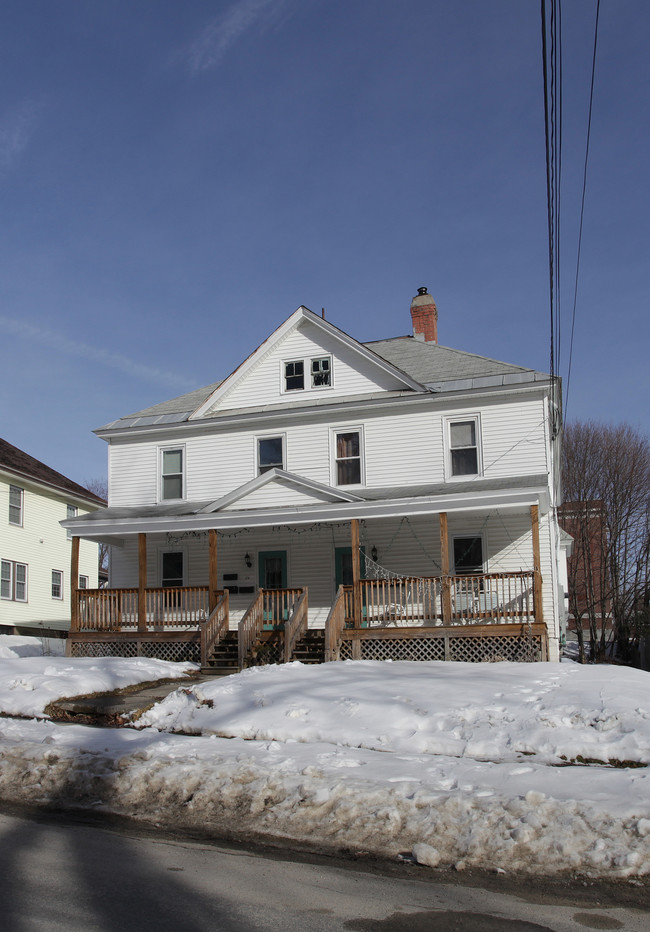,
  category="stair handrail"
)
[199,589,229,667]
[283,588,309,664]
[238,590,264,669]
[325,585,347,661]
